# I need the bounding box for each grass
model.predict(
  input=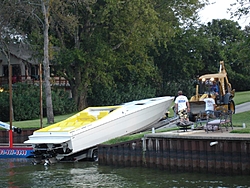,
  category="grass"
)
[3,113,75,130]
[103,127,178,145]
[231,128,250,134]
[226,90,250,133]
[233,90,250,105]
[232,111,250,126]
